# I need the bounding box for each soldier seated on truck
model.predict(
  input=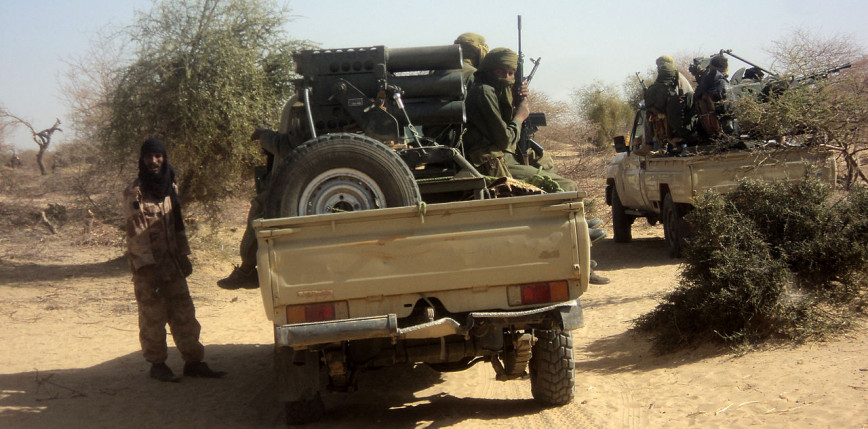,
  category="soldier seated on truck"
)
[463,47,575,192]
[694,54,735,137]
[425,32,489,146]
[463,47,610,284]
[634,56,695,156]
